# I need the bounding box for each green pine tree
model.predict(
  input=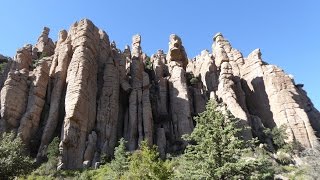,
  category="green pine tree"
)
[109,138,130,179]
[173,100,274,180]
